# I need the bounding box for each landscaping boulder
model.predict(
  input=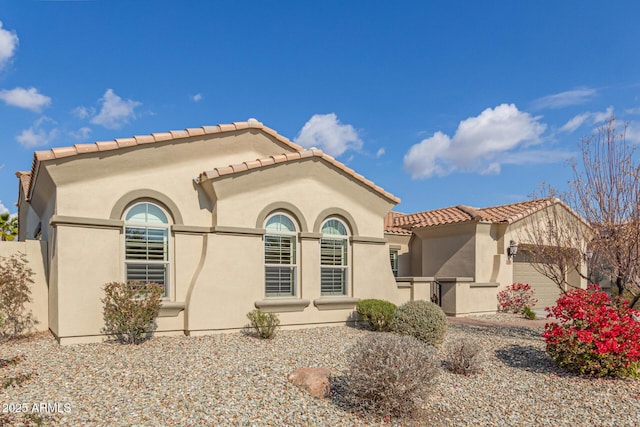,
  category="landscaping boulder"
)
[288,367,331,398]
